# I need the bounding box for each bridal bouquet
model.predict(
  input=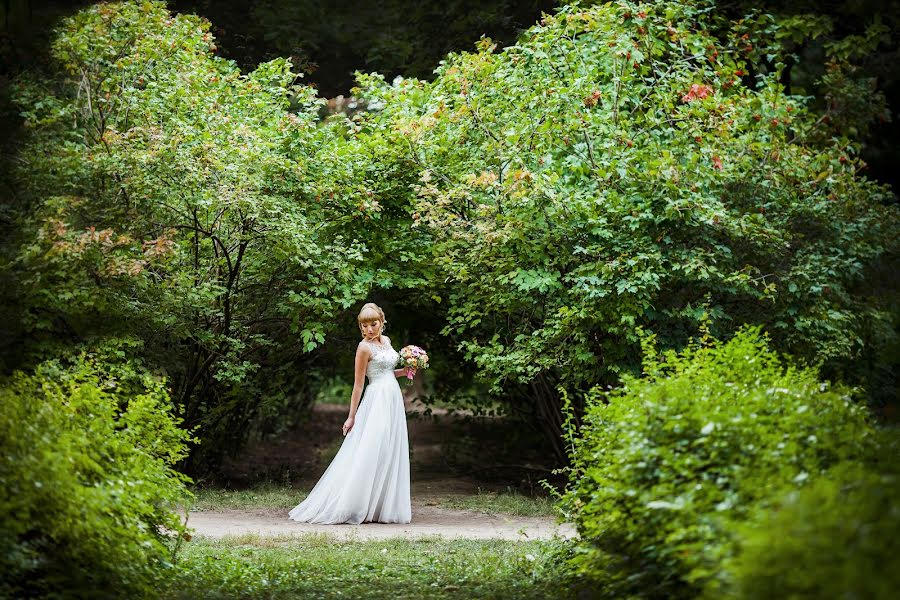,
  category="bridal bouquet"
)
[397,345,429,384]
